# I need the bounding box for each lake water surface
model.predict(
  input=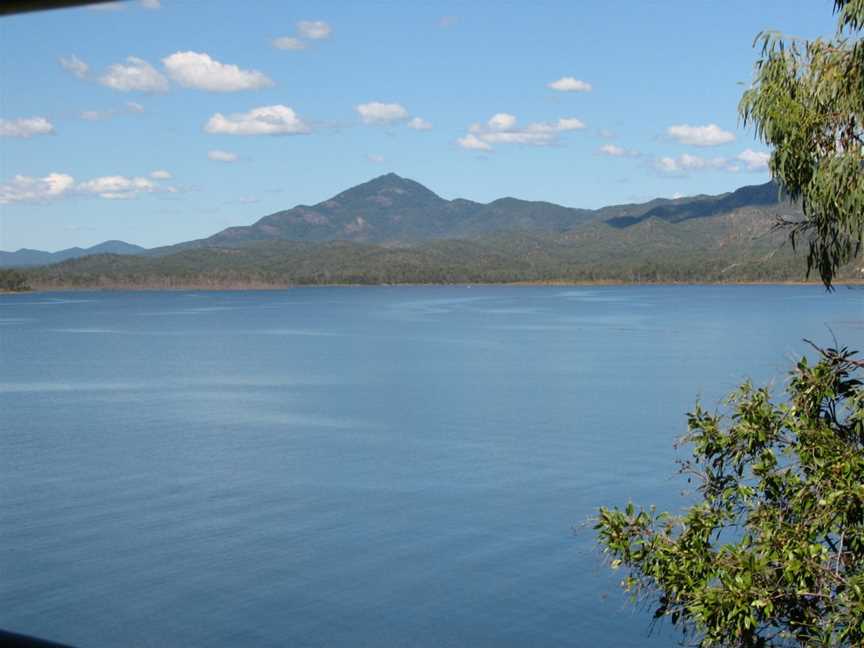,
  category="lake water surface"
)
[1,286,862,647]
